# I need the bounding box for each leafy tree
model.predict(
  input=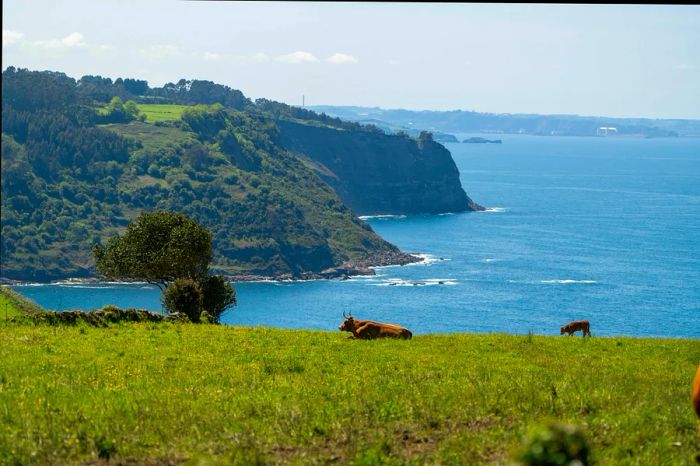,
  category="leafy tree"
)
[200,275,236,323]
[121,78,149,96]
[108,96,124,113]
[162,278,204,322]
[2,67,77,111]
[92,211,212,290]
[124,100,145,121]
[92,211,237,322]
